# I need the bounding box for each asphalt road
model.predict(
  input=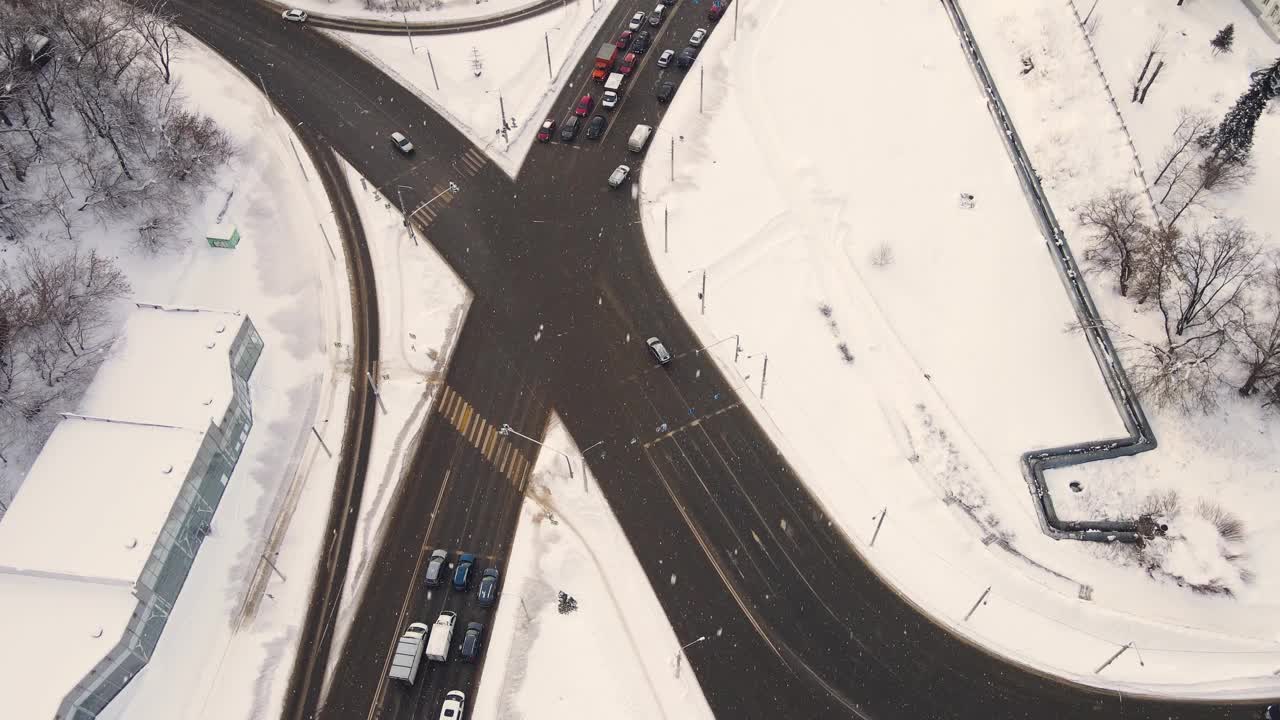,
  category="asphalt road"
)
[168,1,1264,718]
